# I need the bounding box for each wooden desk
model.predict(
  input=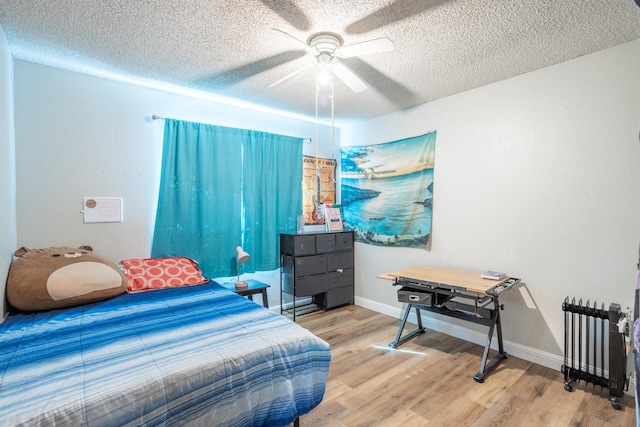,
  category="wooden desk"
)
[379,265,499,294]
[379,265,520,383]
